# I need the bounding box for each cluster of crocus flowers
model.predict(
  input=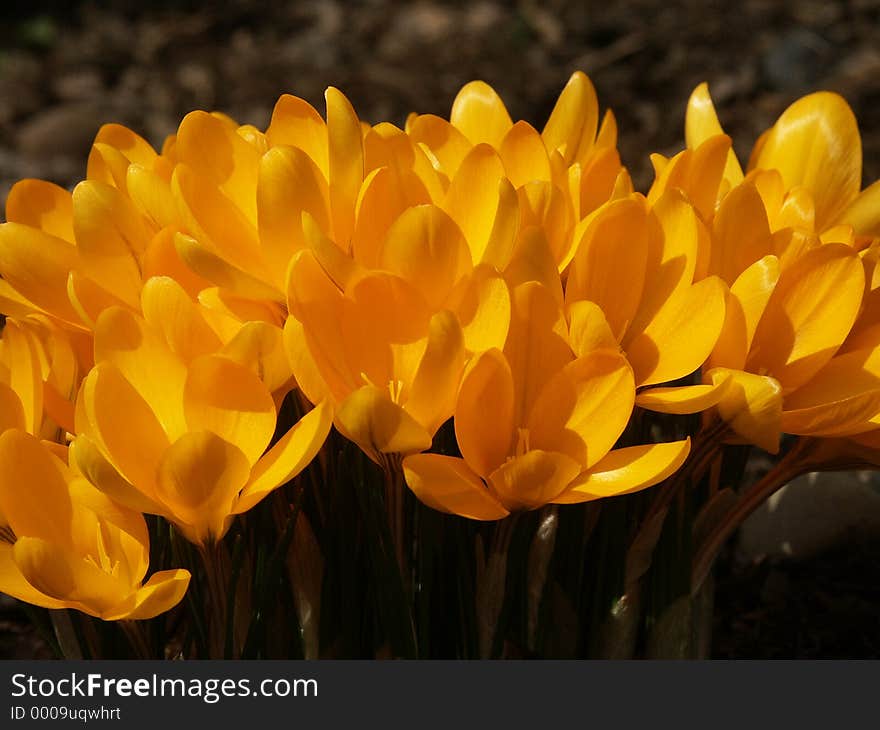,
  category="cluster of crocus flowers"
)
[1,69,879,639]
